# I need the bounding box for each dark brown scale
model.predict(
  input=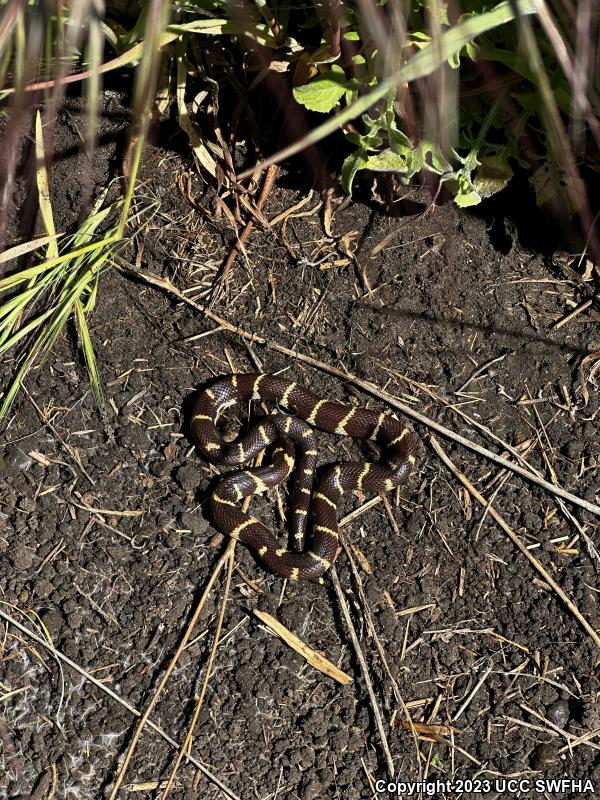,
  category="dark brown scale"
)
[190,373,416,582]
